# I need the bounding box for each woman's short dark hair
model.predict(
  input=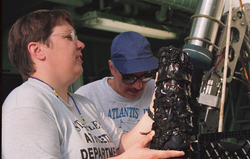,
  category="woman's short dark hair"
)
[8,9,74,81]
